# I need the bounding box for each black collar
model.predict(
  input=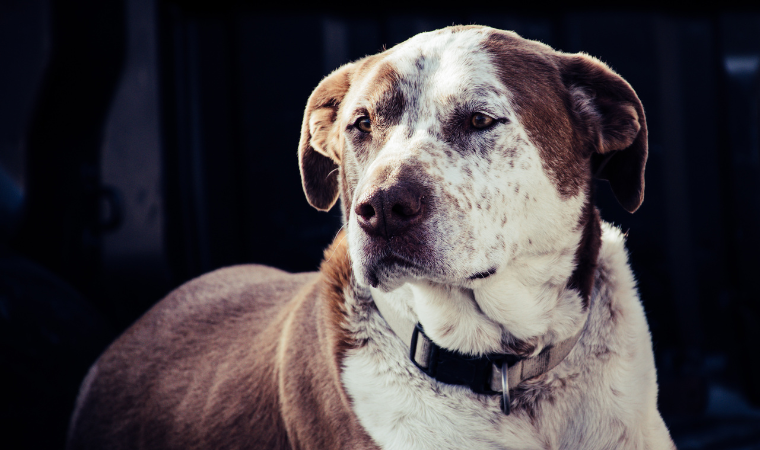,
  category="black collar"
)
[374,295,585,415]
